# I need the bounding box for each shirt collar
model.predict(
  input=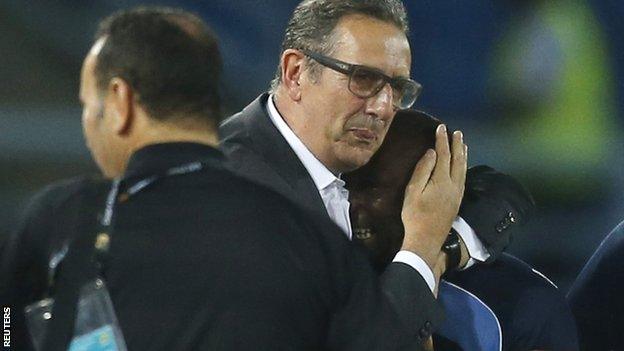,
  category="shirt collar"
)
[123,142,223,180]
[266,94,340,191]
